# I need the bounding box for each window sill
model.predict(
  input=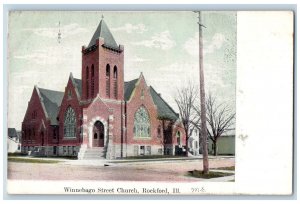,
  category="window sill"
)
[133,137,152,140]
[63,137,77,140]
